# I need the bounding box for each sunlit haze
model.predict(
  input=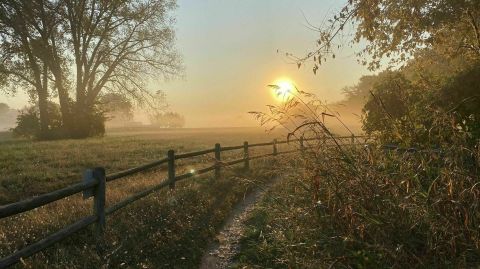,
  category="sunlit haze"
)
[1,1,478,267]
[271,79,295,102]
[0,0,370,128]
